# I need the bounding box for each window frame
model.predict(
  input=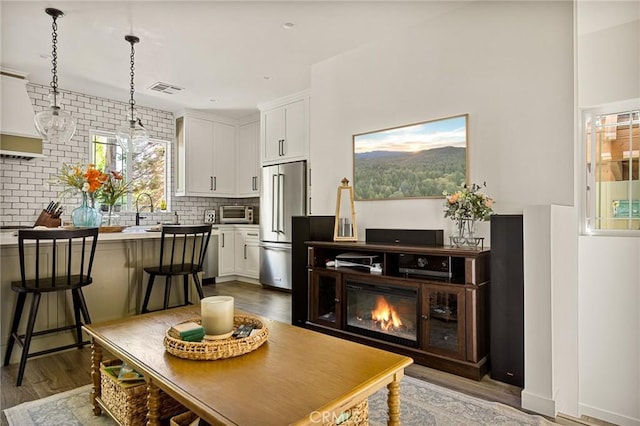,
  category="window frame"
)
[89,129,170,212]
[582,99,640,236]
